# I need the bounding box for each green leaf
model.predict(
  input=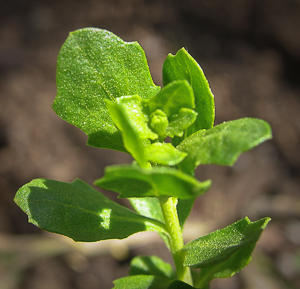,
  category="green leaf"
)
[116,95,158,140]
[113,275,173,289]
[177,118,272,174]
[163,48,215,137]
[166,108,198,138]
[129,197,164,224]
[129,255,176,279]
[94,164,211,199]
[149,110,169,136]
[177,198,196,229]
[183,217,271,288]
[105,99,148,168]
[145,80,195,117]
[145,143,187,166]
[14,179,166,242]
[53,28,160,151]
[167,280,196,289]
